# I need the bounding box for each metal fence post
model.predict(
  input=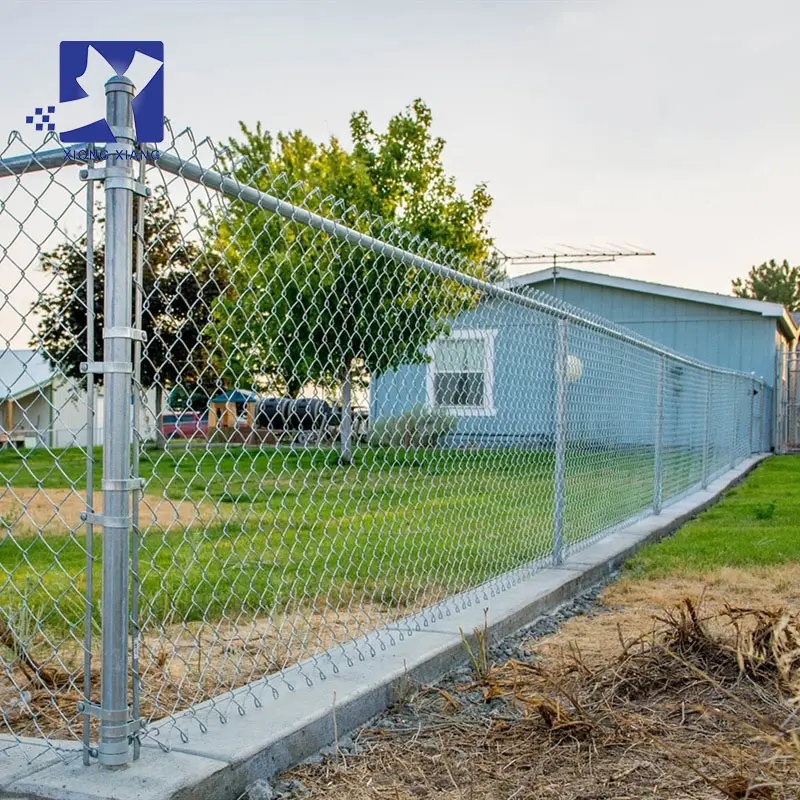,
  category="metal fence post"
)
[775,344,787,454]
[748,373,756,454]
[130,157,147,762]
[701,371,711,489]
[730,374,738,467]
[82,145,97,766]
[764,379,770,452]
[653,355,665,514]
[553,319,568,564]
[81,76,139,767]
